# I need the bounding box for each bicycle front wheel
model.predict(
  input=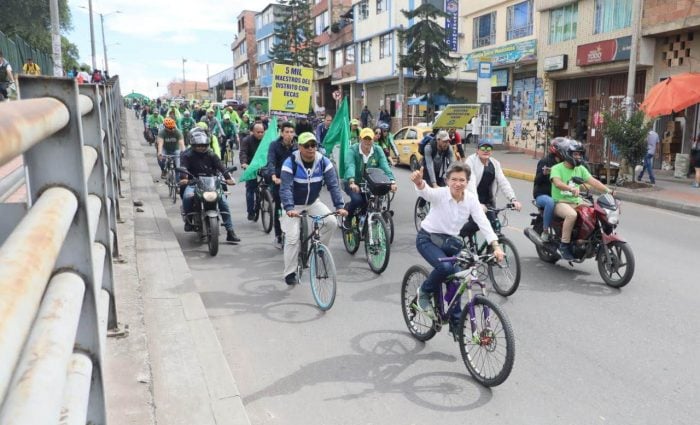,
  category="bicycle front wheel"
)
[342,216,360,254]
[458,295,515,387]
[488,237,521,297]
[309,243,337,311]
[400,265,436,341]
[168,170,177,204]
[365,215,390,274]
[260,189,274,234]
[383,210,395,245]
